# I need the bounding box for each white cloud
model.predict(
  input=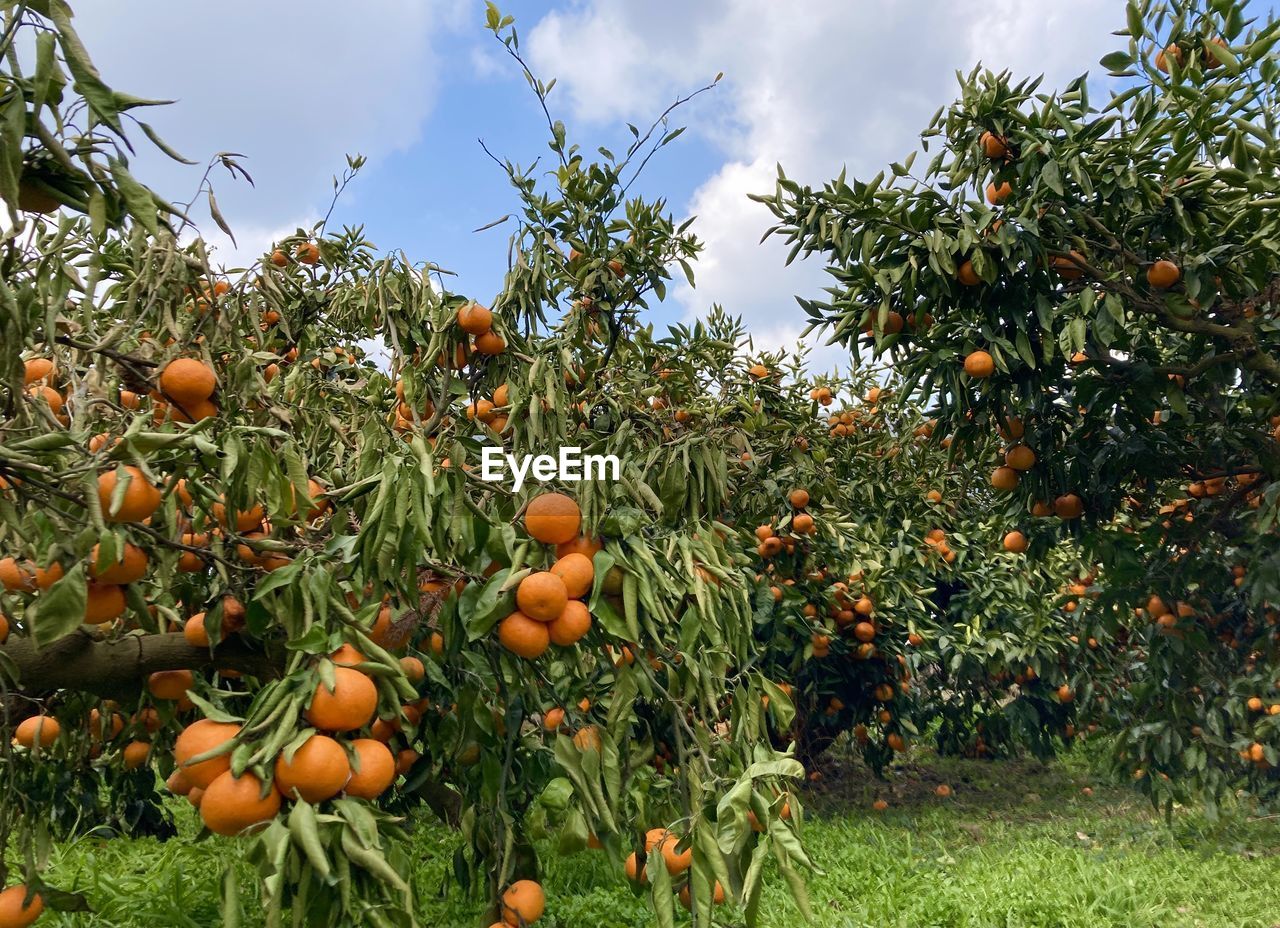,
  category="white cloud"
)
[527,0,1121,369]
[69,0,469,264]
